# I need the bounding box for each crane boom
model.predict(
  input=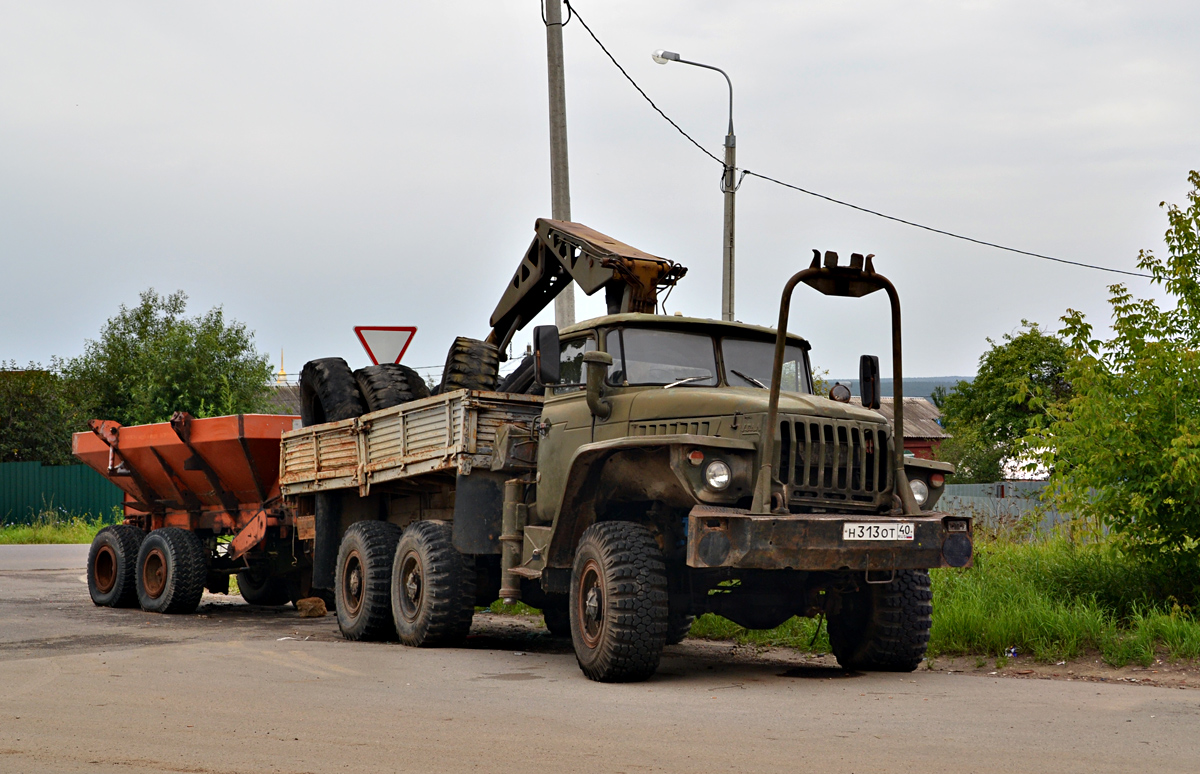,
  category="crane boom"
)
[486,219,687,354]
